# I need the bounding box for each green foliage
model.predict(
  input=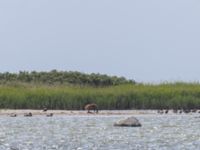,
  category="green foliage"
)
[0,82,200,109]
[0,70,135,87]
